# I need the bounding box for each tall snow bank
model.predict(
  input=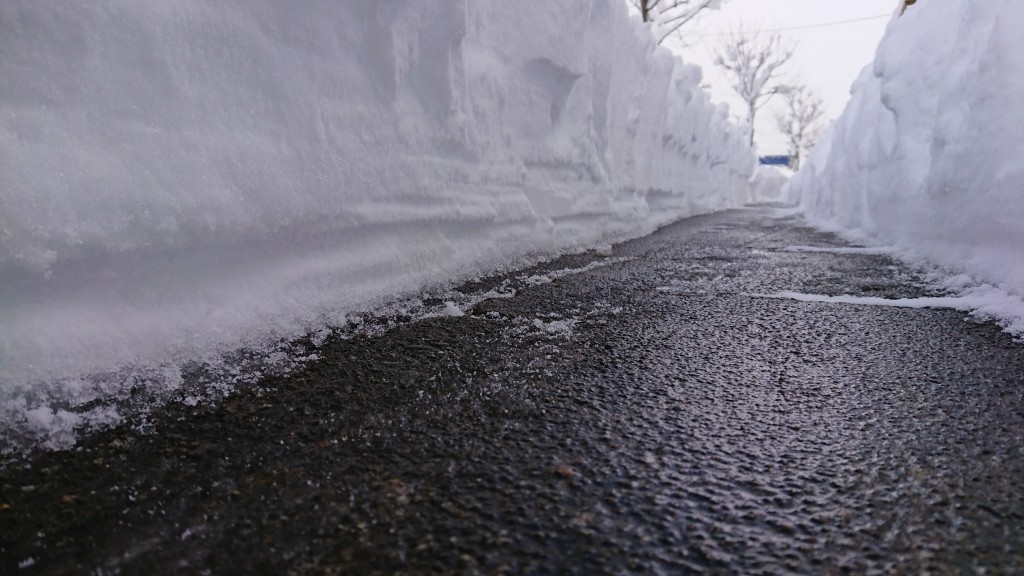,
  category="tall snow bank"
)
[788,0,1024,333]
[0,1,754,448]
